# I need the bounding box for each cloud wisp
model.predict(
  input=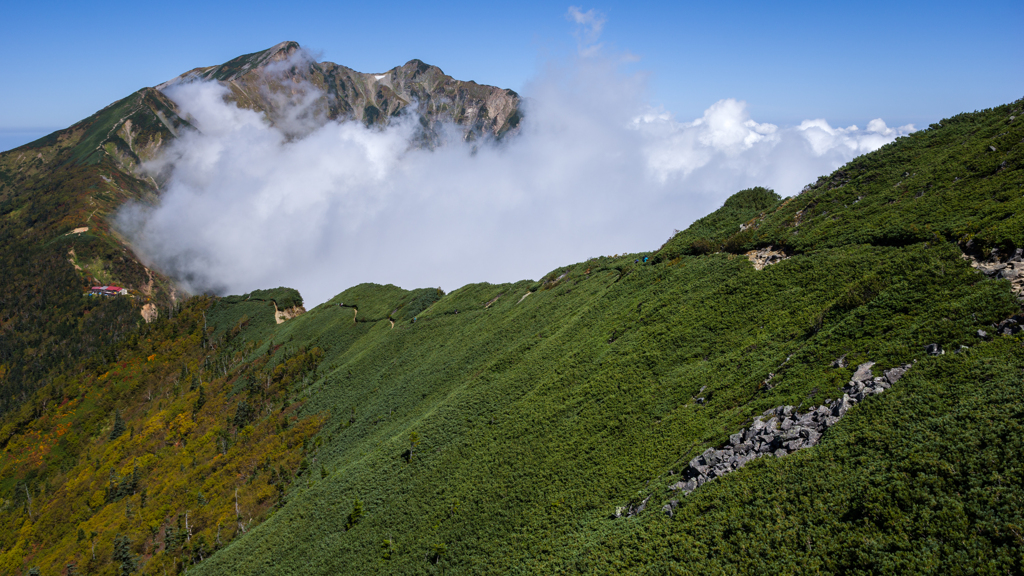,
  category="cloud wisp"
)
[567,6,607,56]
[118,50,913,306]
